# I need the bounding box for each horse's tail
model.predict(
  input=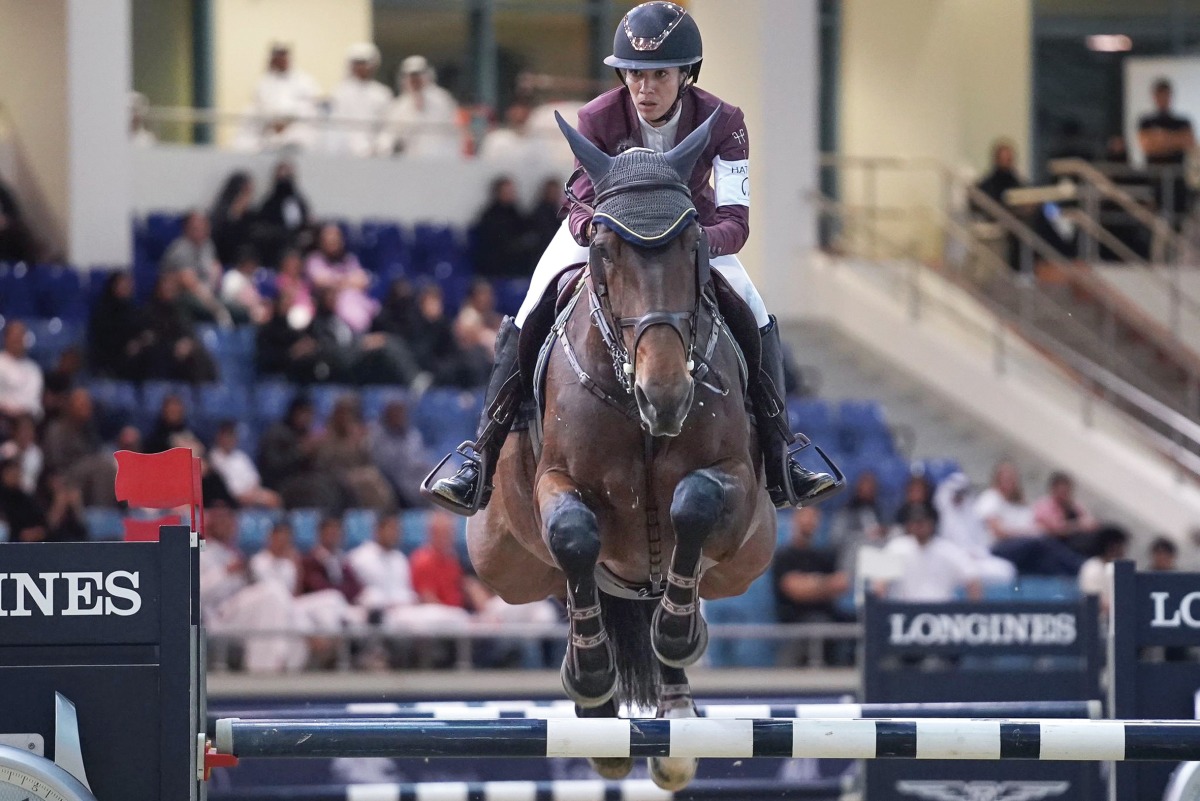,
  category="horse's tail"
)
[600,593,659,709]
